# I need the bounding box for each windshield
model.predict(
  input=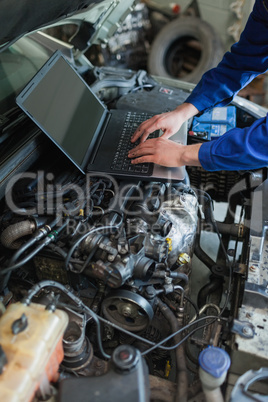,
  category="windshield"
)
[0,36,51,113]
